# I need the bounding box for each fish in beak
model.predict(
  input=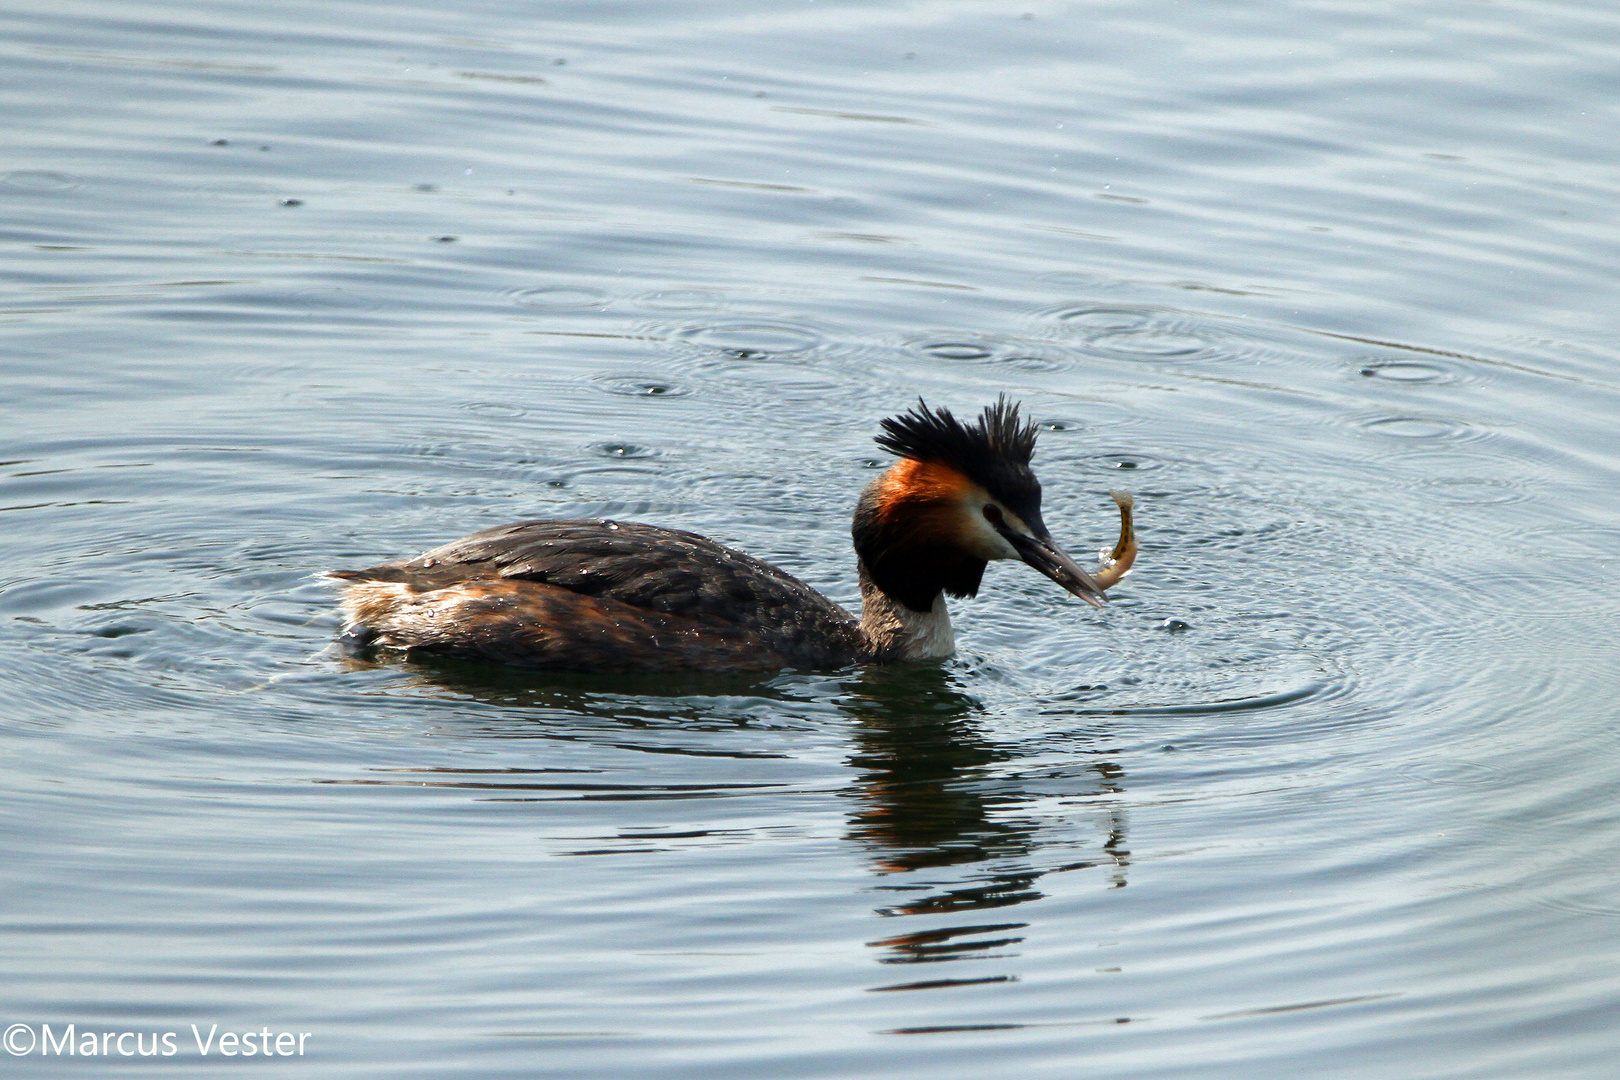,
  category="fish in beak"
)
[995,492,1136,609]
